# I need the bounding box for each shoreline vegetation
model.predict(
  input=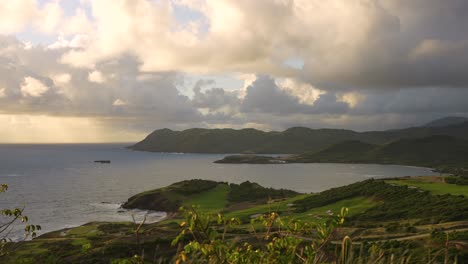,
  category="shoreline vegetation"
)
[3,176,467,263]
